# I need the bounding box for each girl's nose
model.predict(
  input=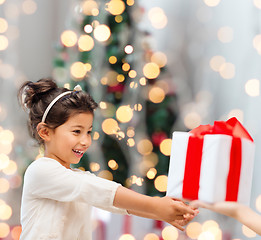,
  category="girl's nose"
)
[81,135,91,147]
